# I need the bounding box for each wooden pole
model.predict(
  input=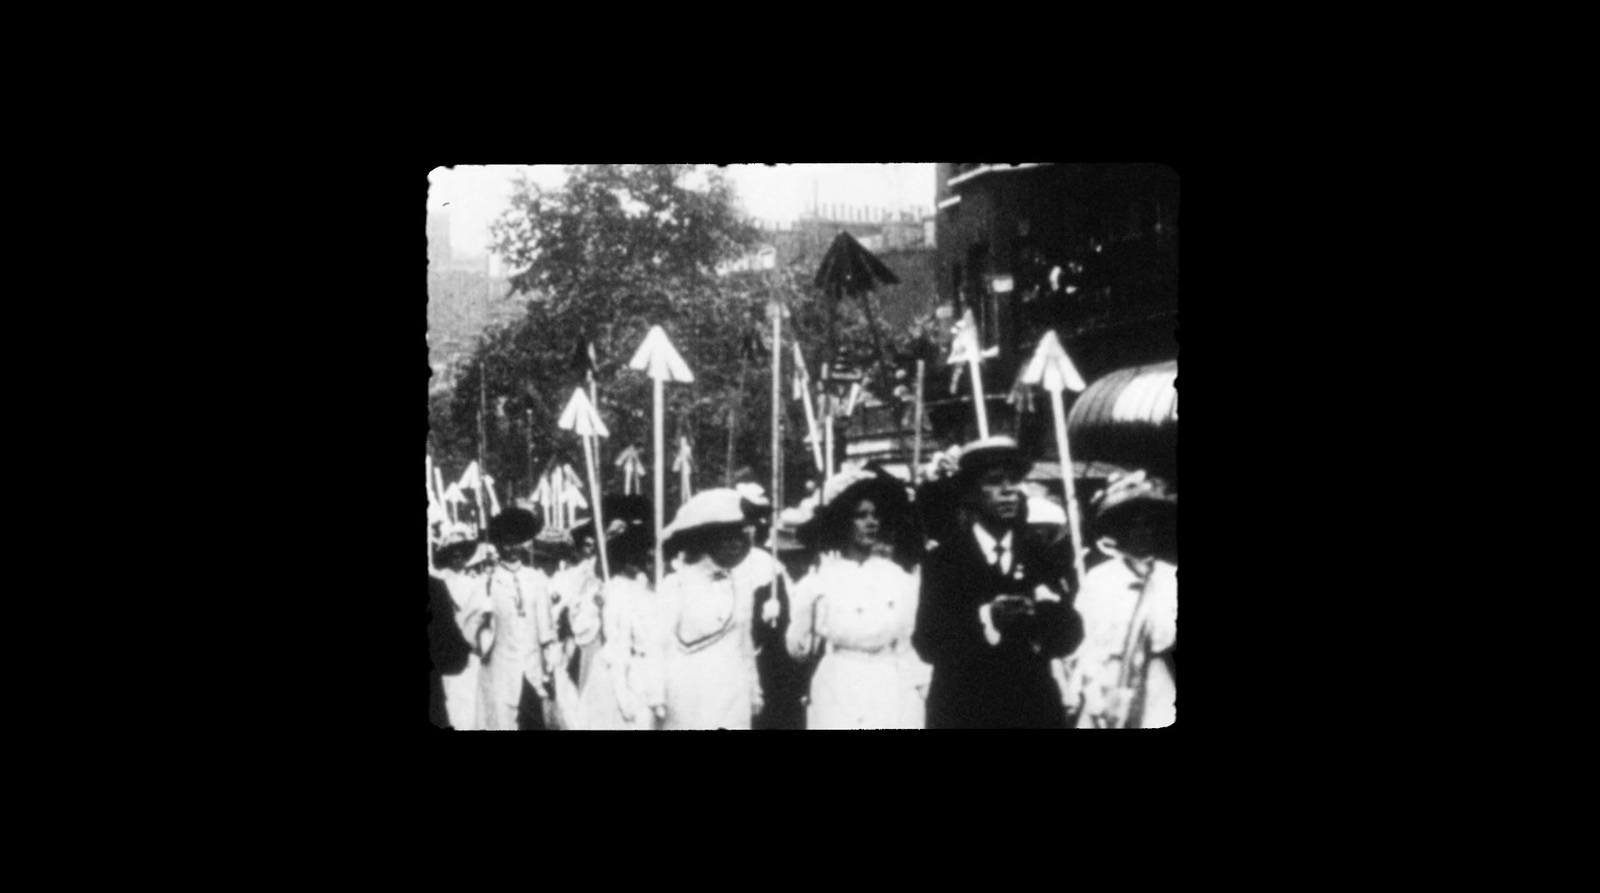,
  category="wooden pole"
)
[654,376,665,590]
[912,359,925,484]
[583,433,610,582]
[588,370,602,477]
[1049,388,1089,592]
[770,294,782,605]
[968,353,990,439]
[797,346,823,472]
[822,363,835,482]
